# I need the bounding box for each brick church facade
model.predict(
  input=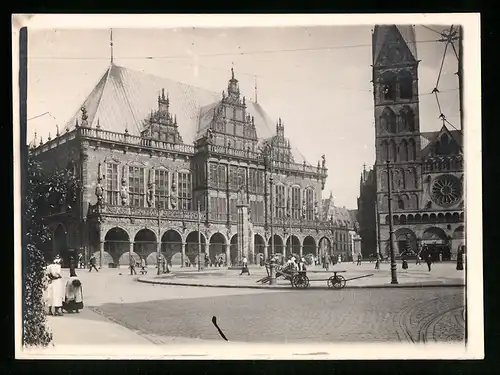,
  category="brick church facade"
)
[32,64,354,267]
